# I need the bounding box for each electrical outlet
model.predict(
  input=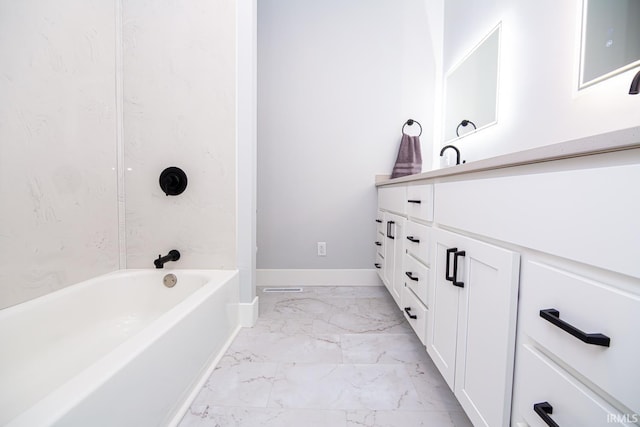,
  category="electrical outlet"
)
[317,242,326,256]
